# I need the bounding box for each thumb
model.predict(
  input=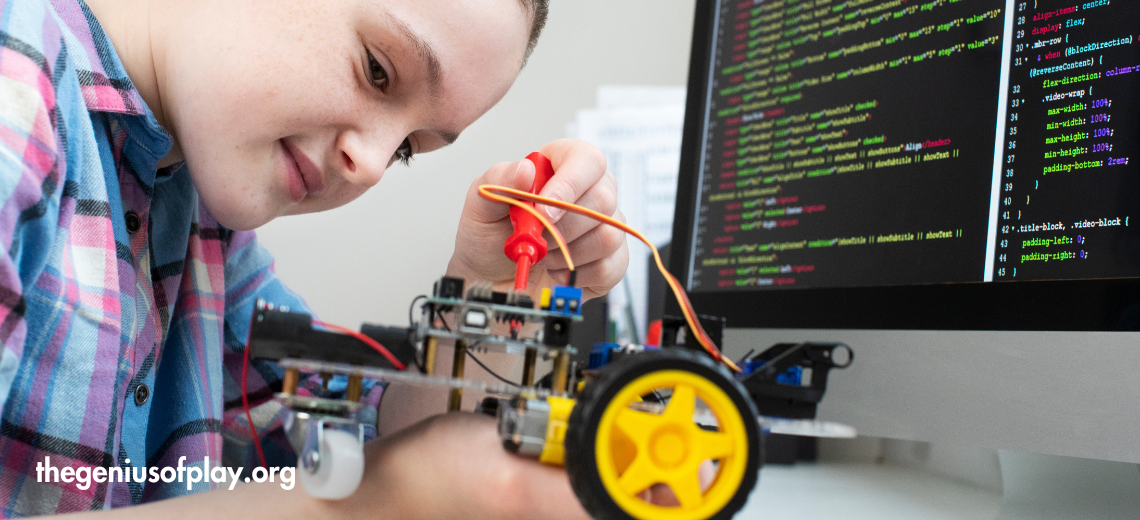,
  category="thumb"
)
[511,157,536,192]
[466,159,535,224]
